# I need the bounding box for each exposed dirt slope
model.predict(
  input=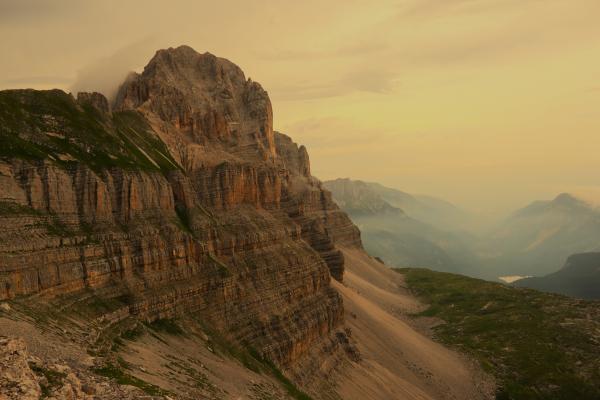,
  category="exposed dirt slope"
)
[333,248,495,400]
